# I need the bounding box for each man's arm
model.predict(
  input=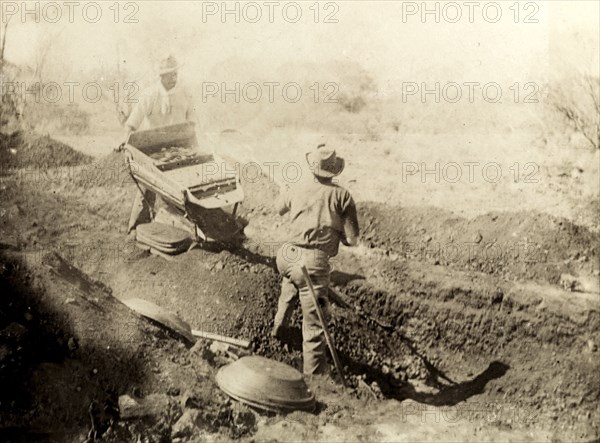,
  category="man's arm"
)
[117,92,151,150]
[124,102,145,133]
[125,87,156,133]
[341,195,360,247]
